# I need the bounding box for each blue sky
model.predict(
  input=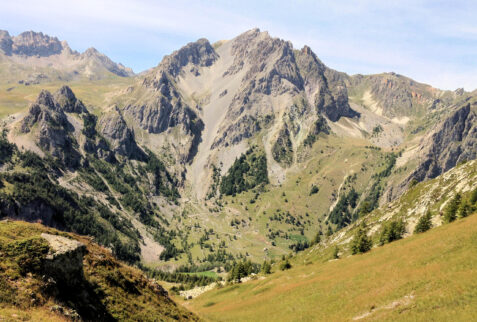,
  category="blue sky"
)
[2,0,477,90]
